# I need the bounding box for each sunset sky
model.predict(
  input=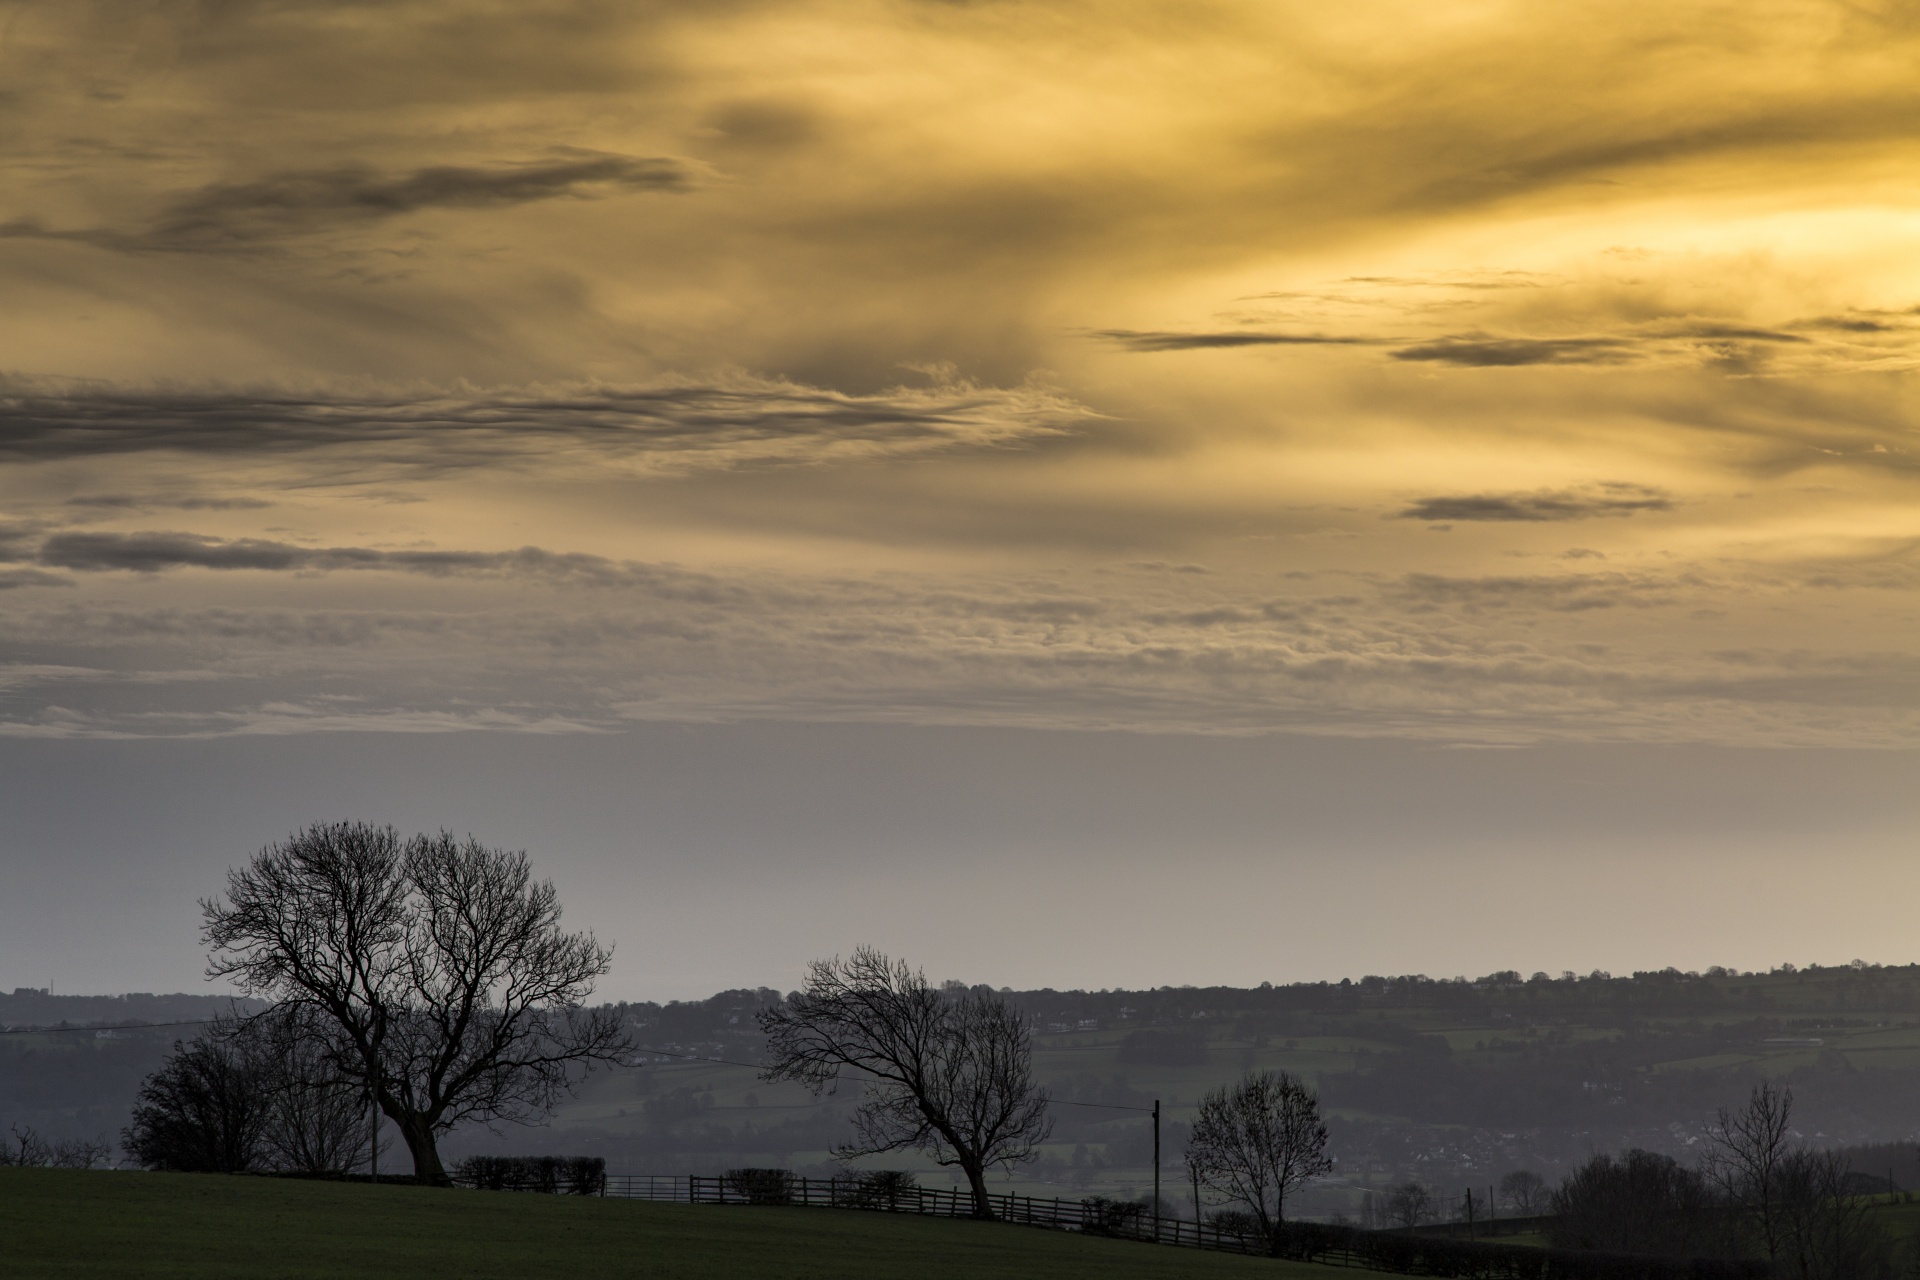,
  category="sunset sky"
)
[3,1,1918,999]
